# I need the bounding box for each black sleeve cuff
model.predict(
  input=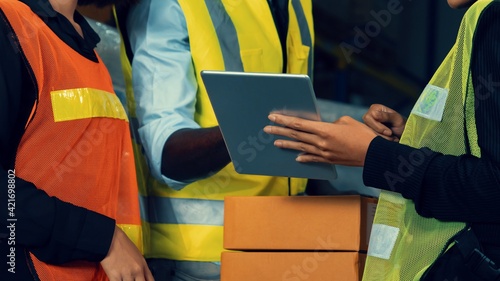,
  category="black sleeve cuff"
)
[363,136,438,203]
